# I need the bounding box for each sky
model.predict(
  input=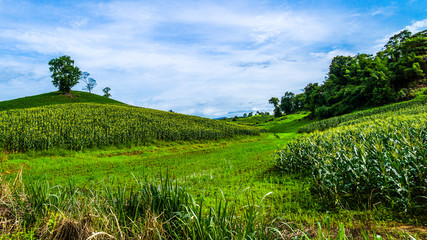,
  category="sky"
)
[0,0,426,118]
